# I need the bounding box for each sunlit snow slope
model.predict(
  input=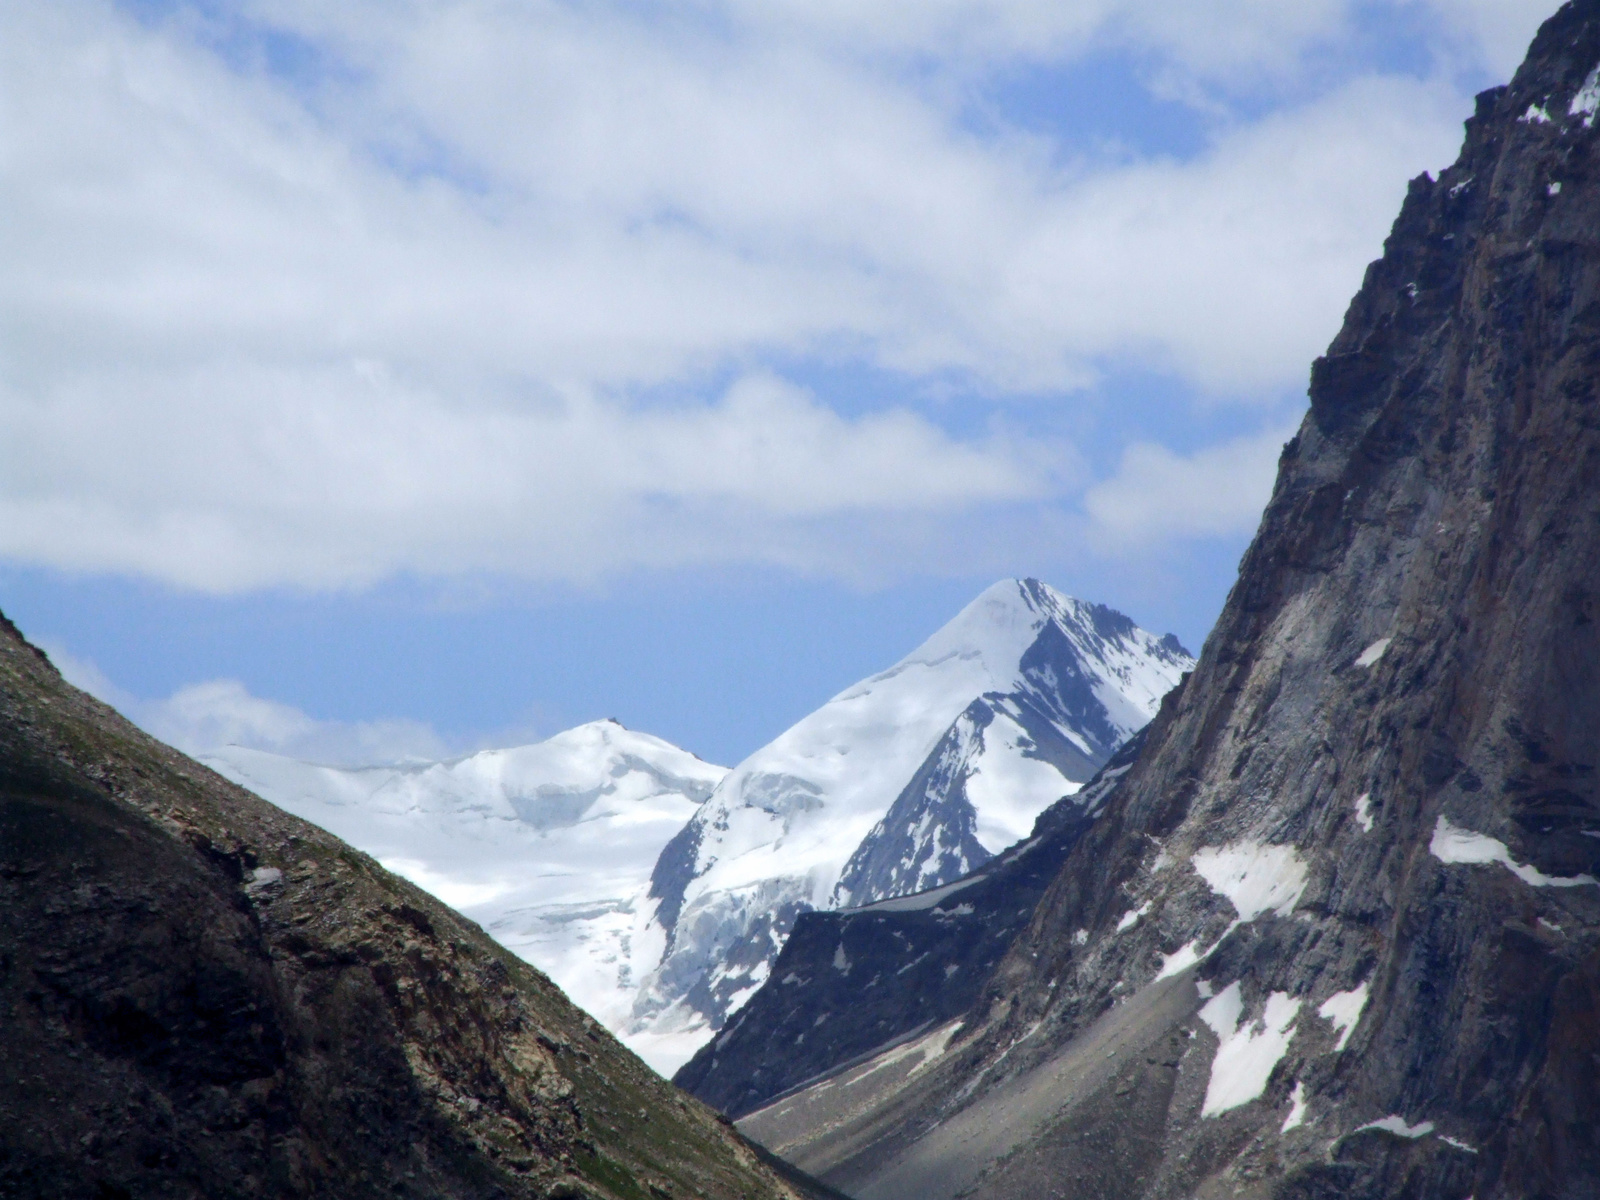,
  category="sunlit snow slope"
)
[631,579,1192,1063]
[202,719,726,1071]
